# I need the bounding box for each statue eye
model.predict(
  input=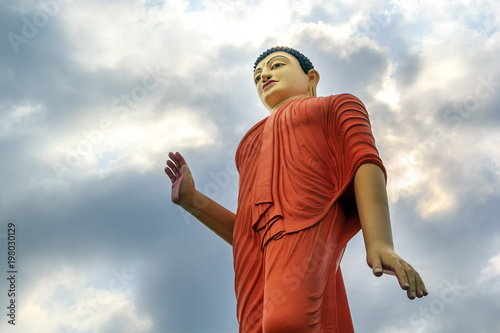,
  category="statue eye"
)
[254,75,261,84]
[271,63,284,69]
